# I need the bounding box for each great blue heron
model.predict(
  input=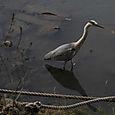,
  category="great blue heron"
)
[44,20,104,70]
